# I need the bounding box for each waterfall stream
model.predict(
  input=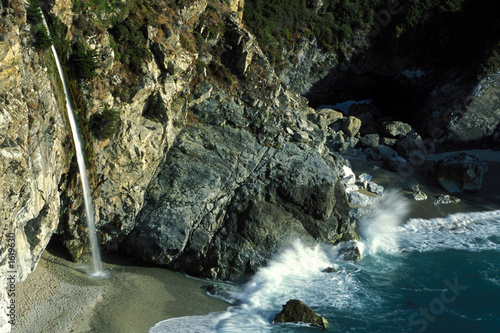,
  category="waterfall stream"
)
[41,12,106,278]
